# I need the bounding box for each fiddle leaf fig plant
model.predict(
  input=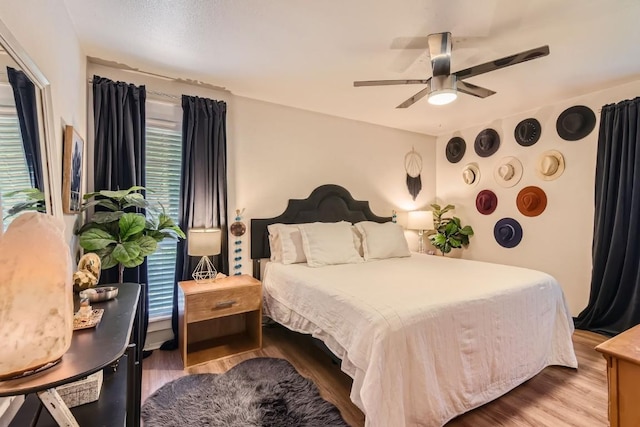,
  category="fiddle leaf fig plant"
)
[428,203,474,255]
[3,188,45,219]
[76,185,185,283]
